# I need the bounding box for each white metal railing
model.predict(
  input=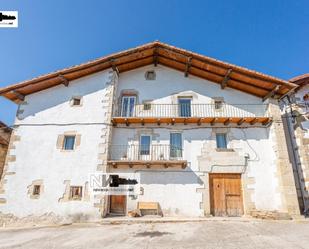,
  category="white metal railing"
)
[108,144,183,161]
[114,104,269,118]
